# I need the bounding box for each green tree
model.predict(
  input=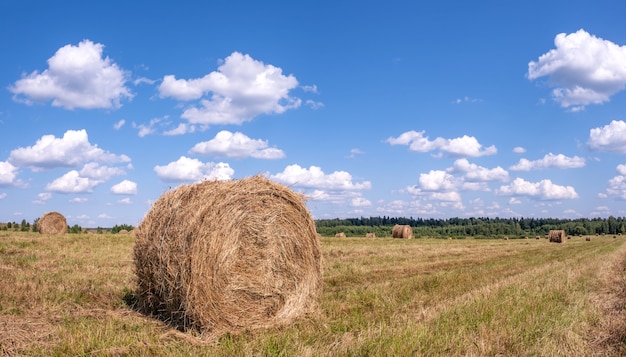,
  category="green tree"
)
[68,224,82,234]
